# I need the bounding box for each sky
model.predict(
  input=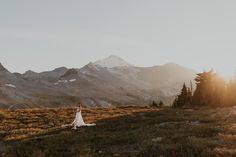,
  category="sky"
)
[1,0,236,79]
